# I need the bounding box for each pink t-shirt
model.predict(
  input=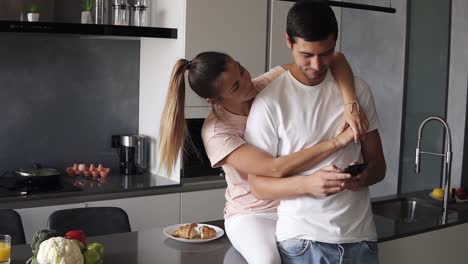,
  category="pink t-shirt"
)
[201,66,286,218]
